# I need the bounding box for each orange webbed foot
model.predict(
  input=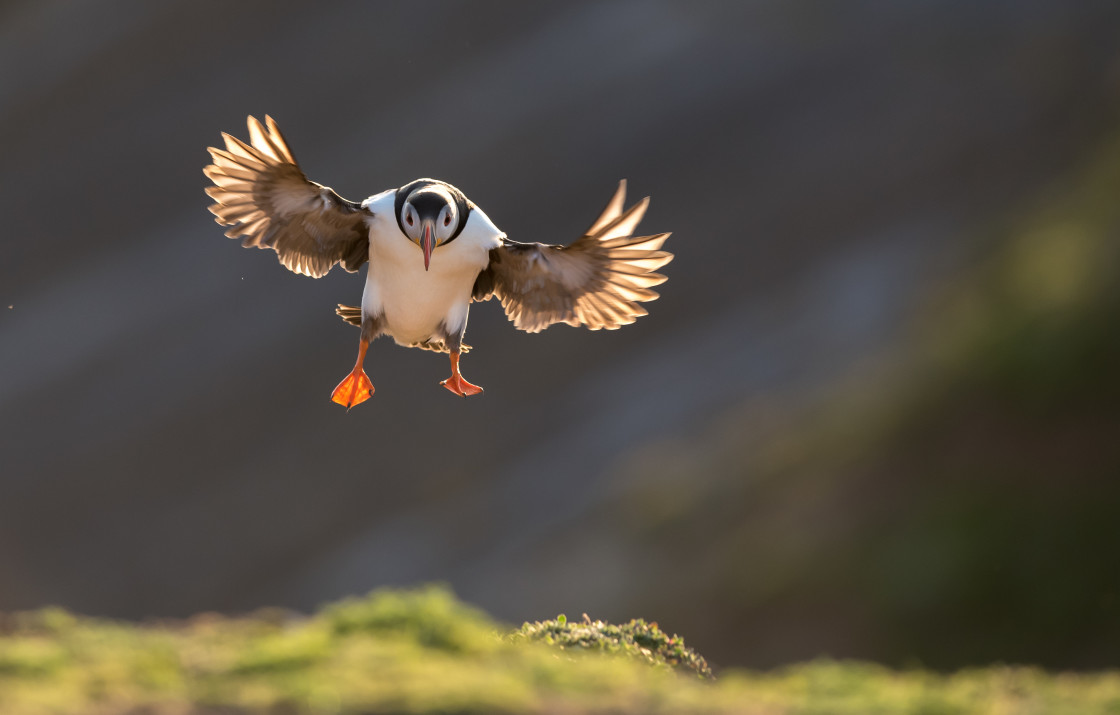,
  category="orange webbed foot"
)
[331,369,375,409]
[441,351,483,397]
[440,373,484,397]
